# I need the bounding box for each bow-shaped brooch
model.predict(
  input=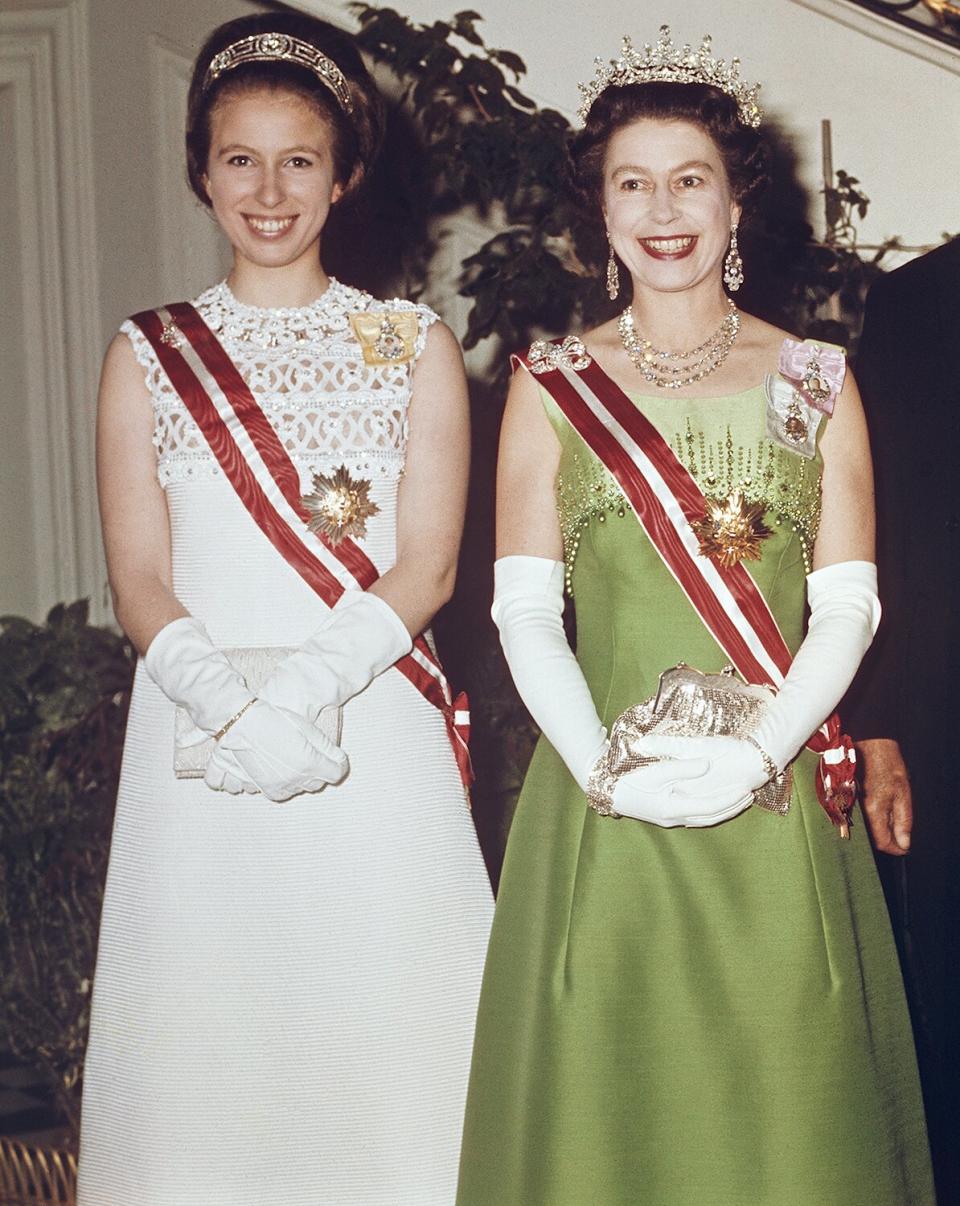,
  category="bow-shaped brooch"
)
[527,336,593,375]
